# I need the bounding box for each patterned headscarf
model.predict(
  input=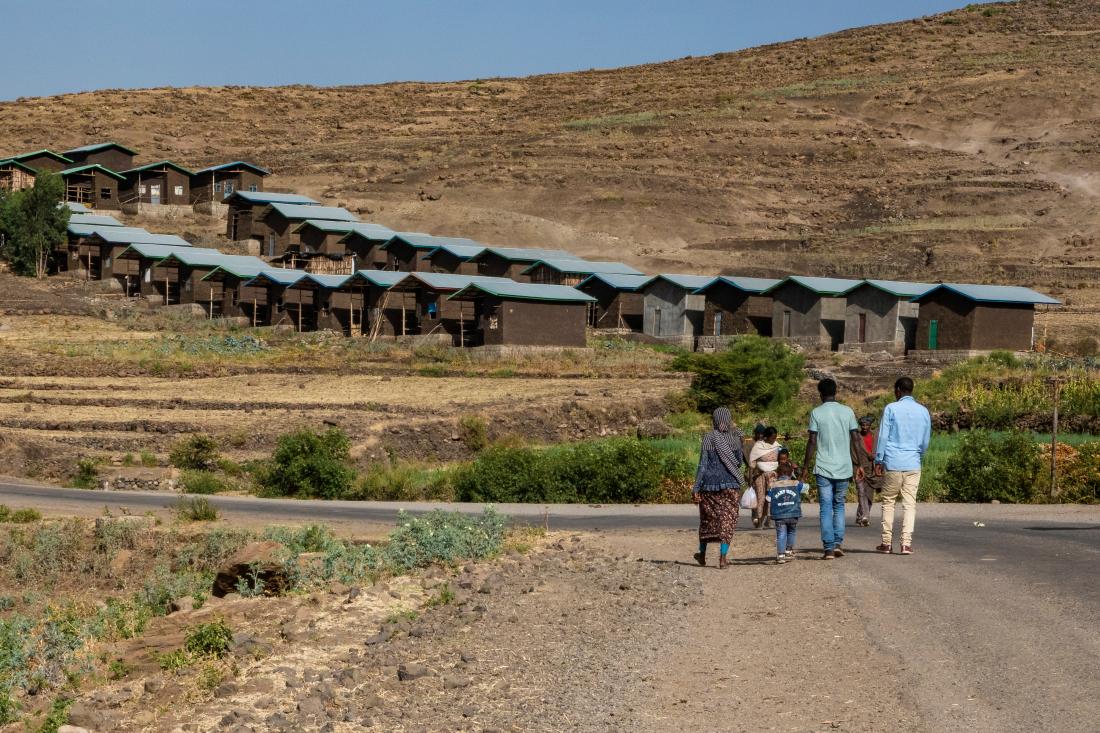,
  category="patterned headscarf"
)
[713,407,733,432]
[706,407,745,486]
